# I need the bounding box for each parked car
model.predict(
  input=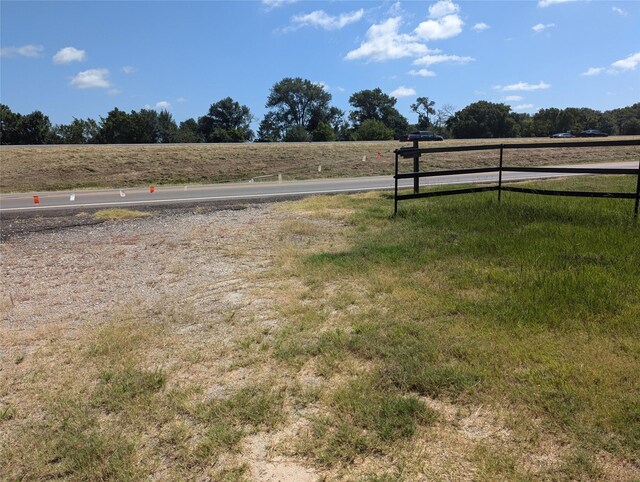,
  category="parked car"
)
[550,132,575,138]
[577,129,609,137]
[405,131,444,141]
